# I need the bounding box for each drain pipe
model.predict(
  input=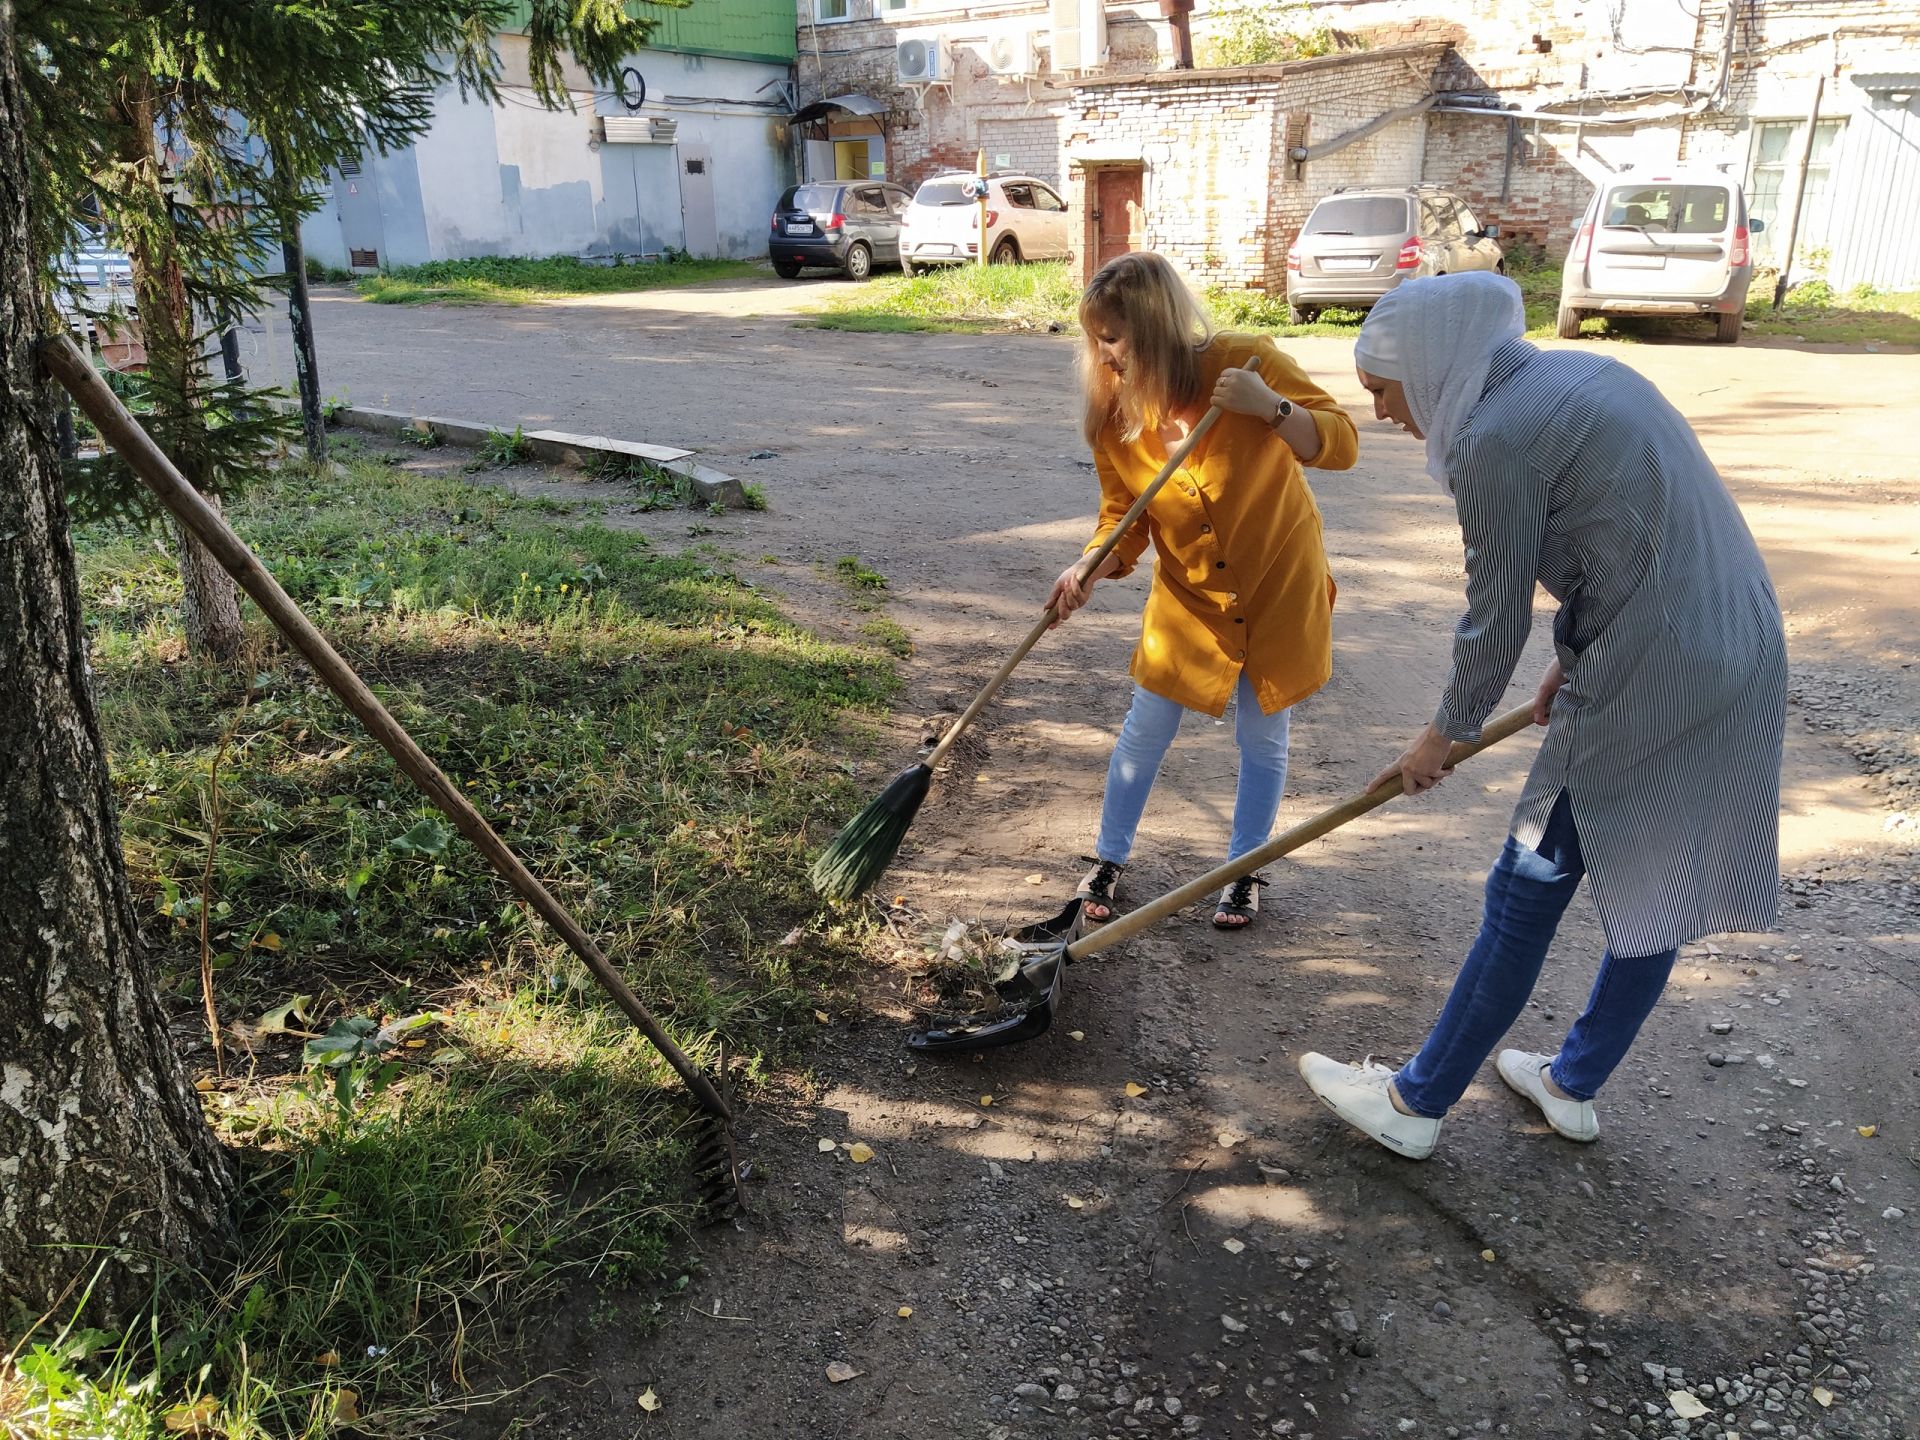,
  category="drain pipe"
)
[1161,0,1194,69]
